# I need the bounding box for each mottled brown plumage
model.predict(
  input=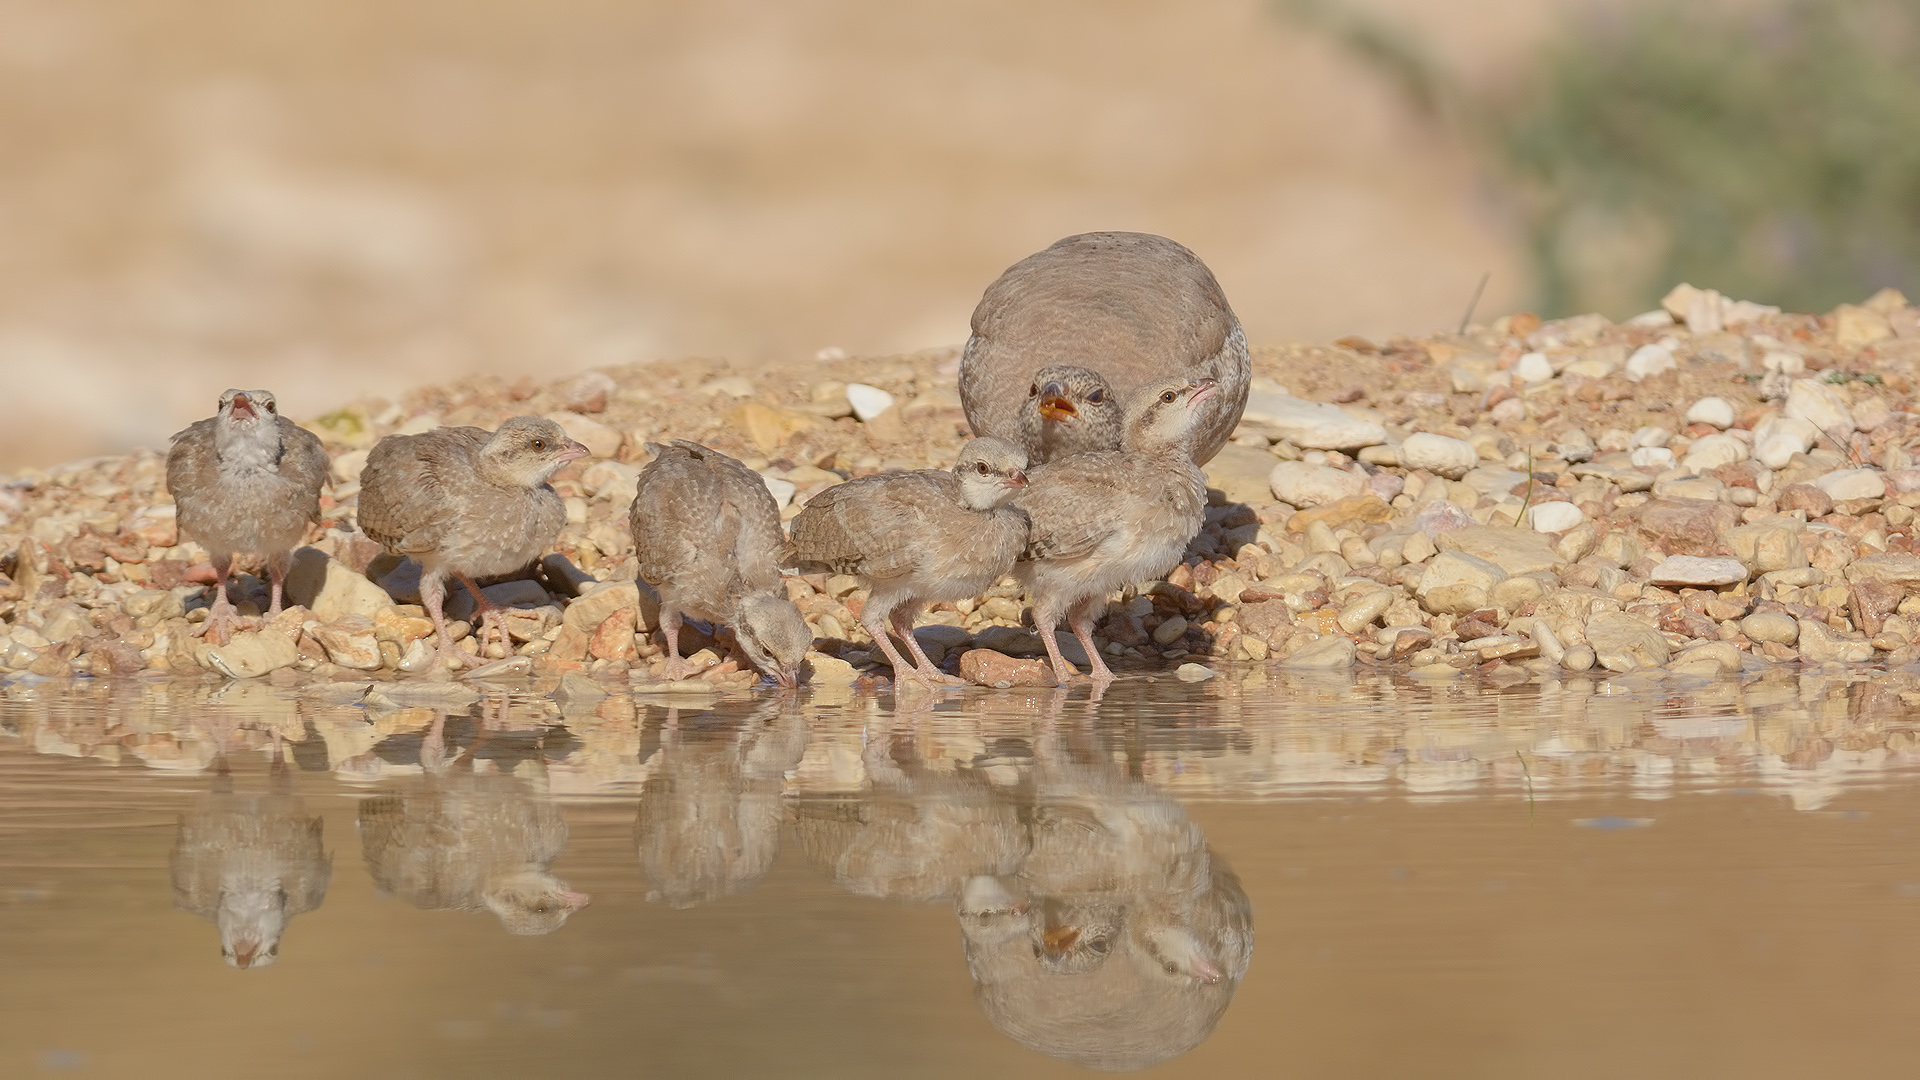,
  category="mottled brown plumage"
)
[630,440,811,686]
[1016,377,1214,687]
[166,388,330,643]
[960,232,1250,466]
[356,416,586,670]
[357,769,588,936]
[789,437,1029,685]
[169,746,331,970]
